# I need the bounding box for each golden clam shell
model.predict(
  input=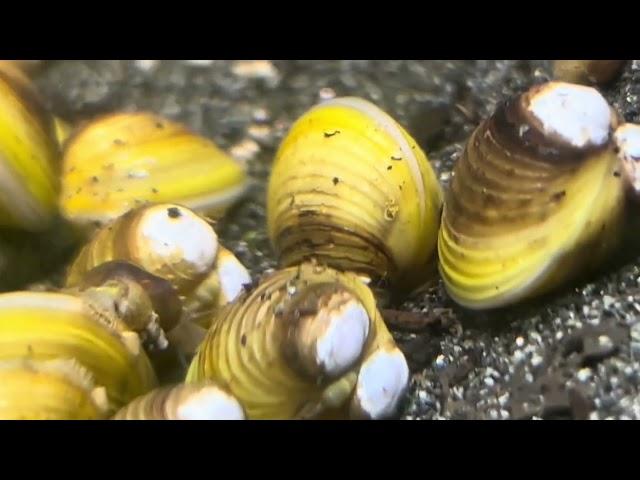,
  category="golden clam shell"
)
[186,262,409,420]
[0,60,59,231]
[66,203,222,297]
[267,97,443,291]
[0,291,157,411]
[65,203,252,356]
[59,112,248,231]
[438,81,626,309]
